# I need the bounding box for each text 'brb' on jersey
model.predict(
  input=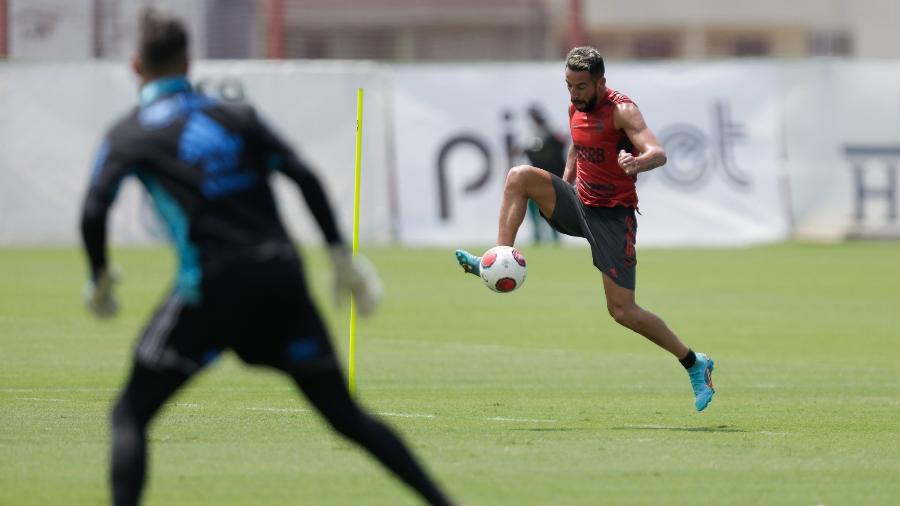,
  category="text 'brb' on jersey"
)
[569,87,638,208]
